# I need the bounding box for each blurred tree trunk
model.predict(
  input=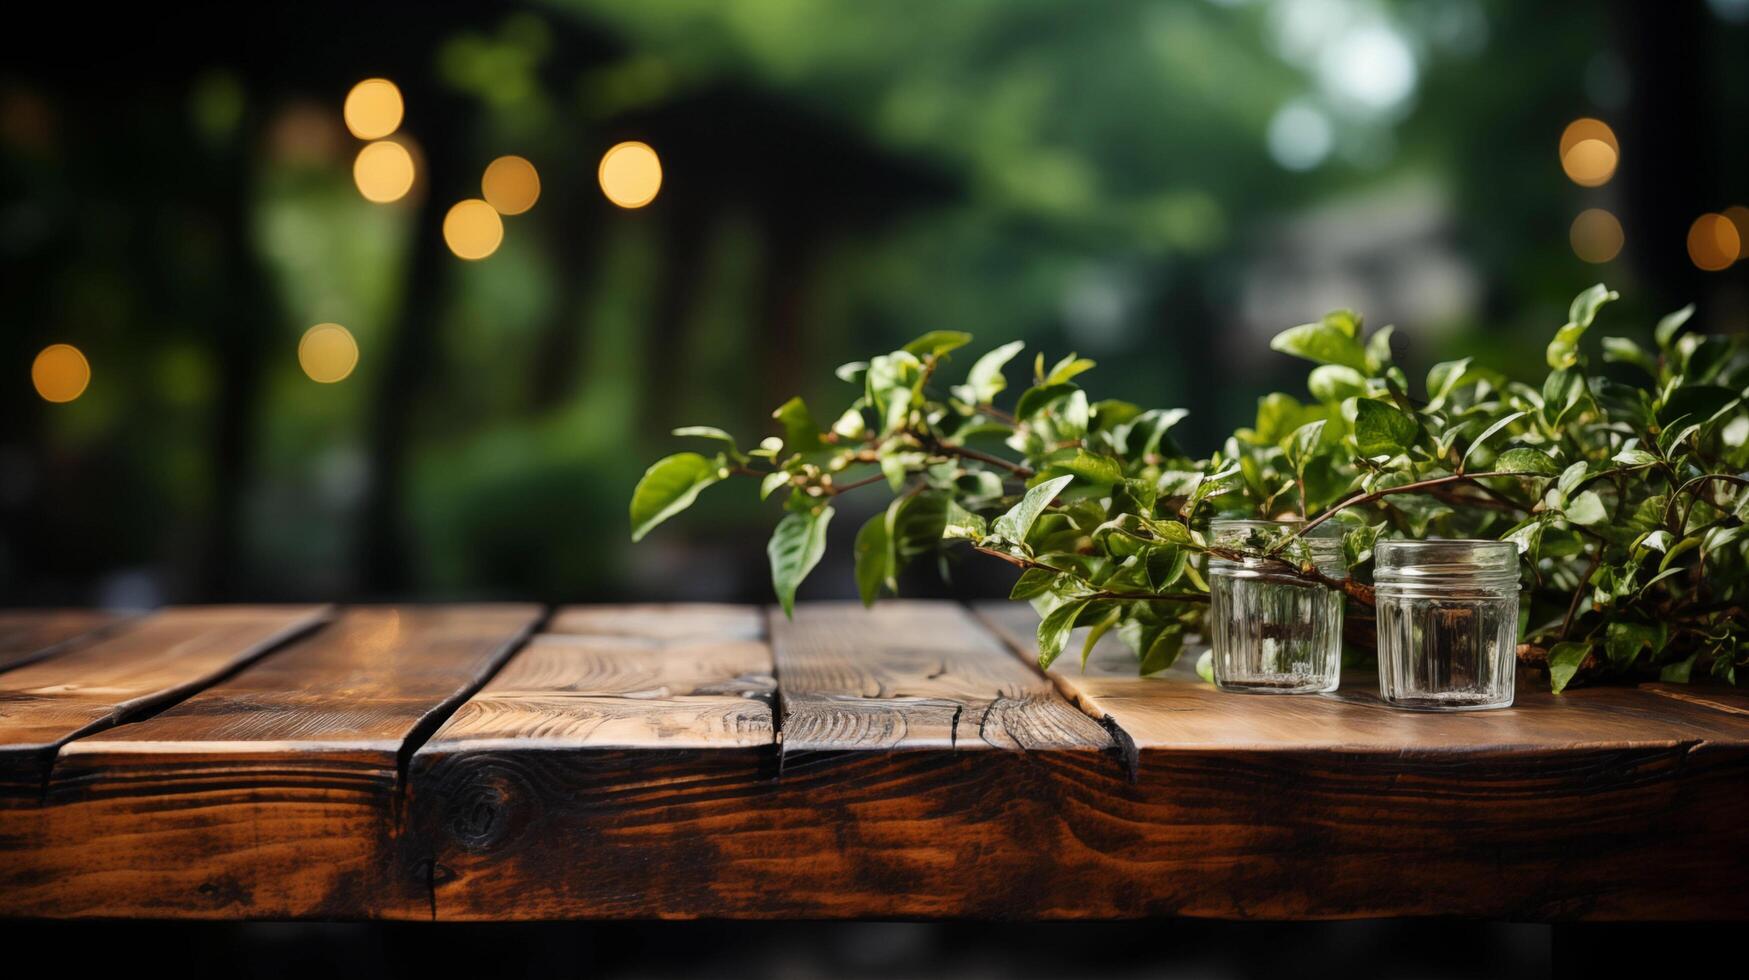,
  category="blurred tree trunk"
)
[198,112,276,600]
[355,87,475,596]
[1615,0,1717,314]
